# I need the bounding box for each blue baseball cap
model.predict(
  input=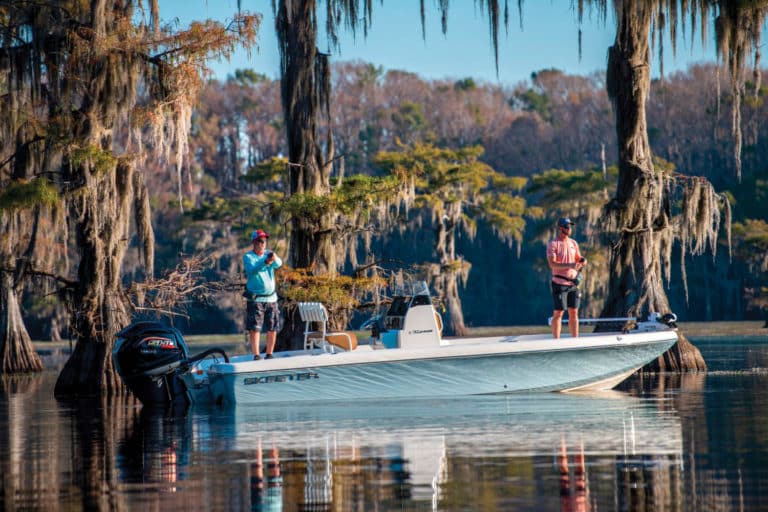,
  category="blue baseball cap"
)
[251,229,270,241]
[557,217,575,228]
